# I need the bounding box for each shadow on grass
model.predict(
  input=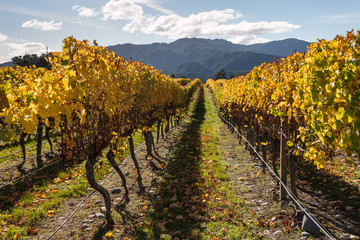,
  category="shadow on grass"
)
[0,155,73,210]
[297,162,360,235]
[92,221,114,240]
[134,87,206,239]
[0,135,34,152]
